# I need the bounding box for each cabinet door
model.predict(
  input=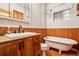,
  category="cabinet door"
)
[33,35,41,56]
[0,45,4,56]
[20,37,33,56]
[10,42,20,56]
[0,40,20,56]
[0,43,11,56]
[4,46,11,56]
